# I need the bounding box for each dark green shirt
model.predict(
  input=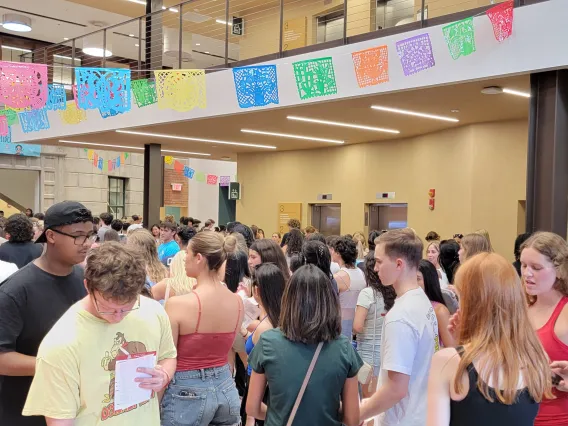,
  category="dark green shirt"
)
[249,328,363,426]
